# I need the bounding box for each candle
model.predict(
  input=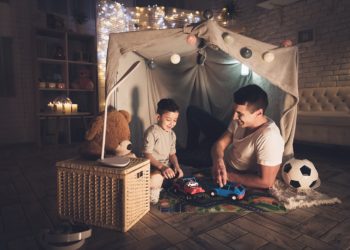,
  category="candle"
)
[55,103,63,113]
[63,103,72,114]
[71,104,78,113]
[47,102,54,112]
